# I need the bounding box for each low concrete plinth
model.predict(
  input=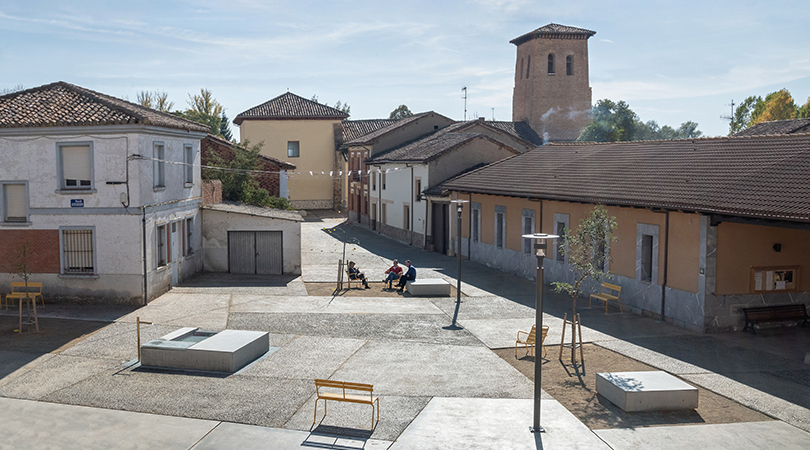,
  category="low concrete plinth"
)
[596,371,698,412]
[141,329,269,373]
[406,279,451,296]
